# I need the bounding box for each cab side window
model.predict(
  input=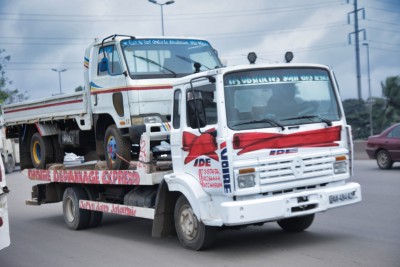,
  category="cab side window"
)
[186,83,217,129]
[98,45,122,76]
[172,89,182,129]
